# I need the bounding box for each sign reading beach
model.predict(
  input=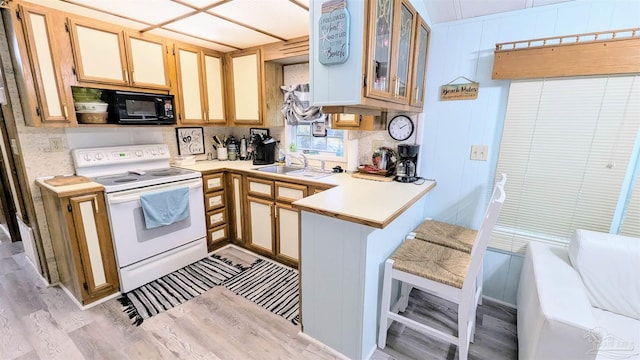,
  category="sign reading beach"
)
[319,0,350,65]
